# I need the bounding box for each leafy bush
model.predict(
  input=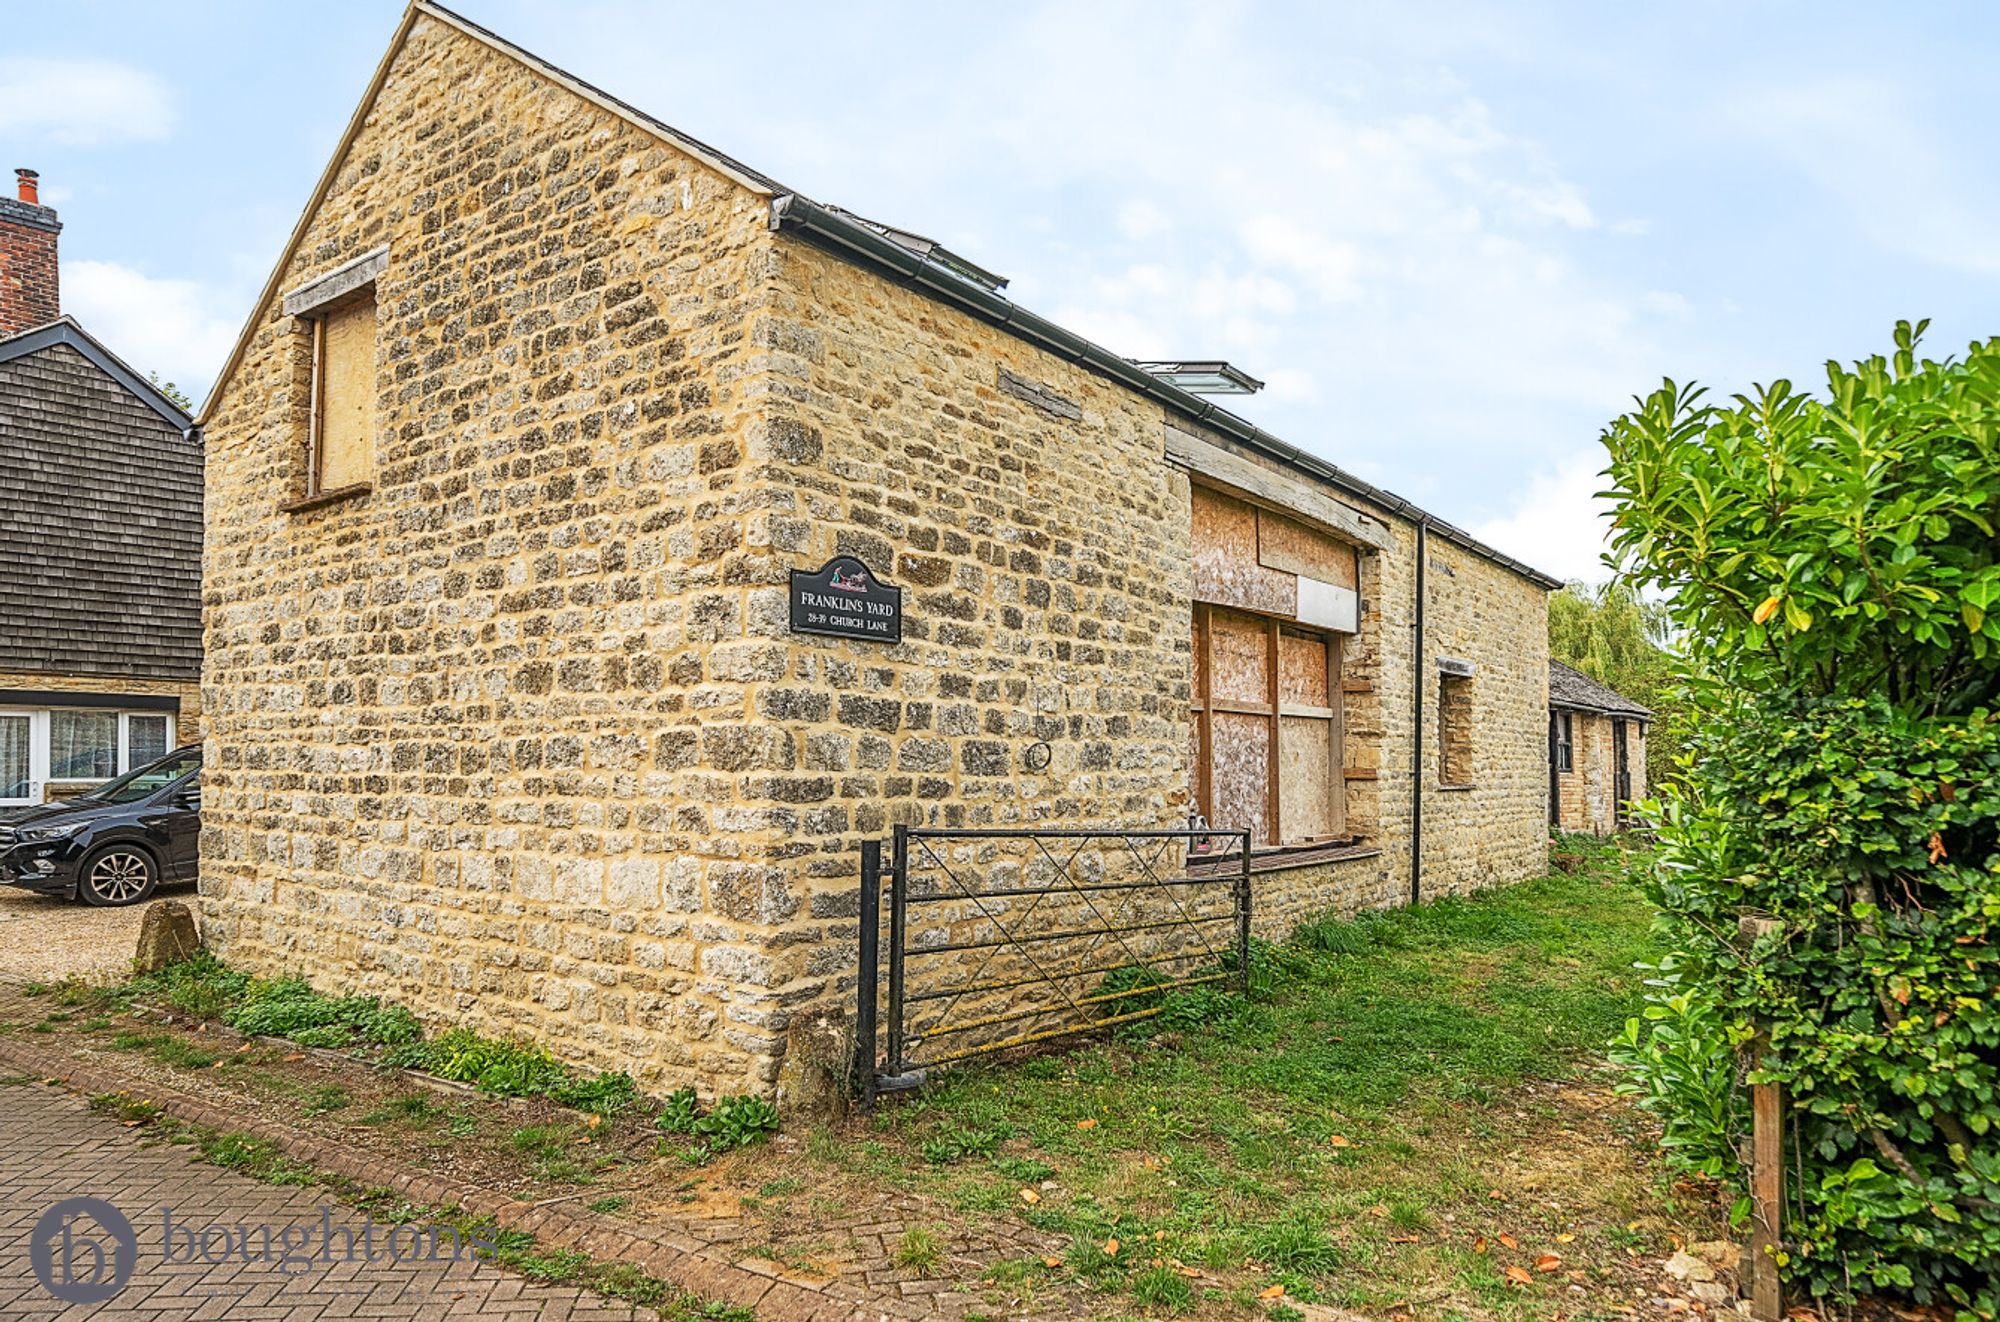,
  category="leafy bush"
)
[694,1094,779,1149]
[656,1087,701,1134]
[1605,953,1746,1185]
[1602,323,2000,1315]
[652,1089,779,1158]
